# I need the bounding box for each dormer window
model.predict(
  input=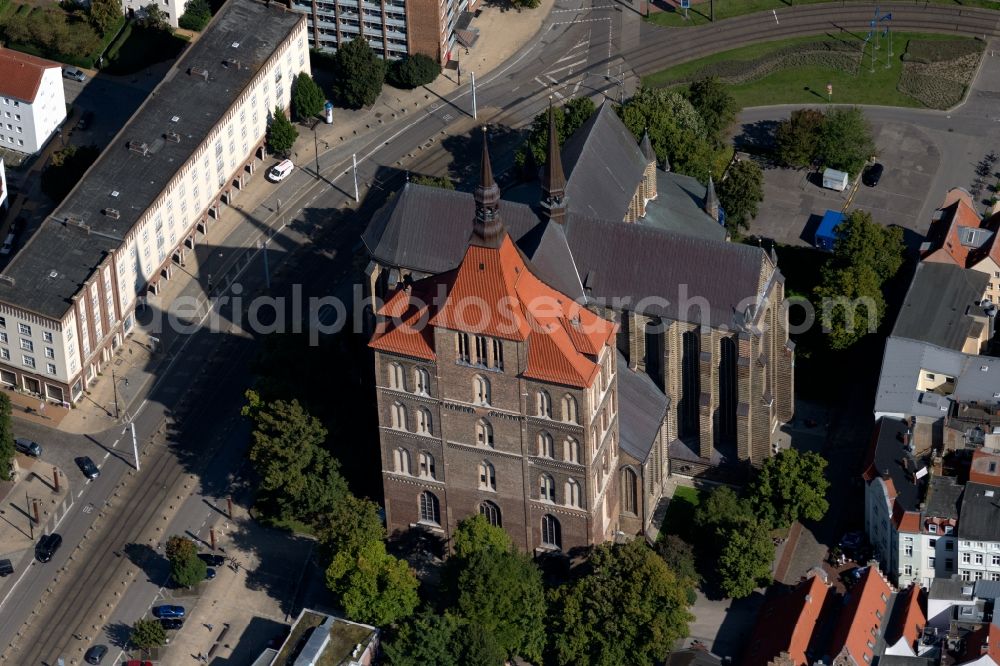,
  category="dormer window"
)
[928,523,938,534]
